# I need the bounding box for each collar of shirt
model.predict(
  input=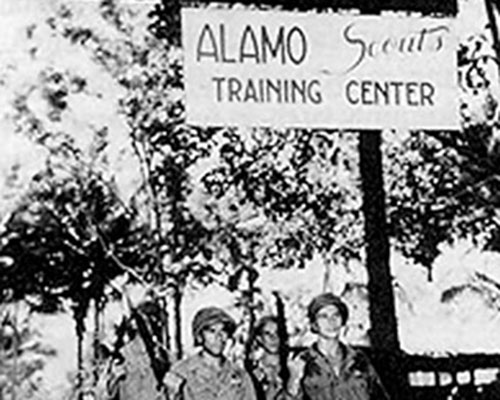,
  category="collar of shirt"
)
[305,342,361,379]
